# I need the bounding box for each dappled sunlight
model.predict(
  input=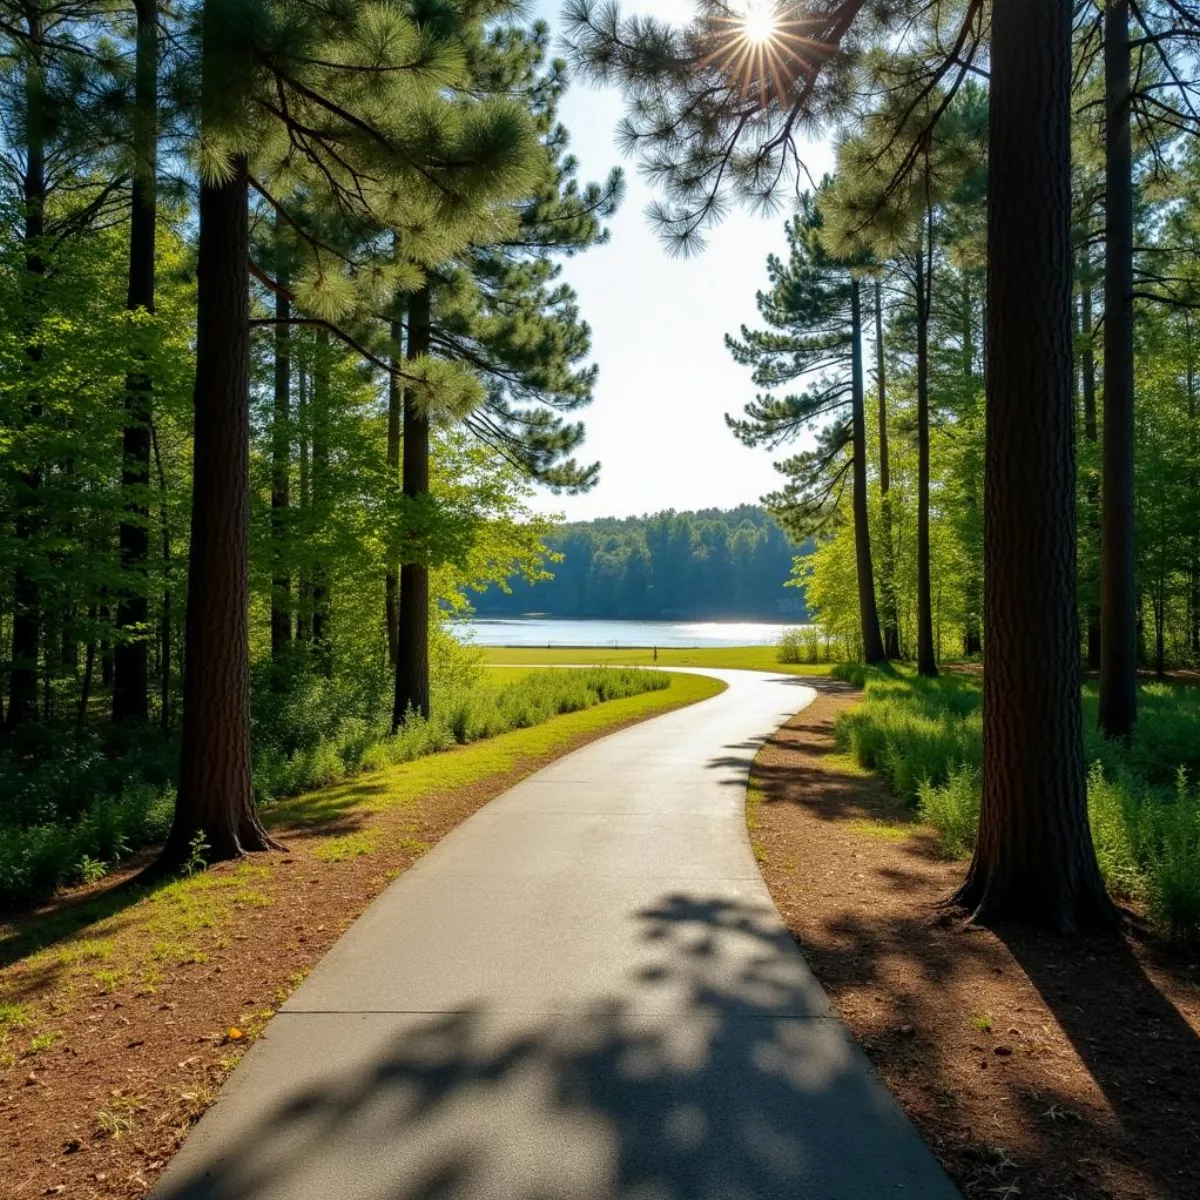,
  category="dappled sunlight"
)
[156,893,941,1200]
[751,680,1200,1198]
